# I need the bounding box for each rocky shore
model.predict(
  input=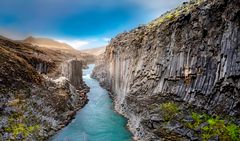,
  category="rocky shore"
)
[35,59,90,140]
[92,0,240,140]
